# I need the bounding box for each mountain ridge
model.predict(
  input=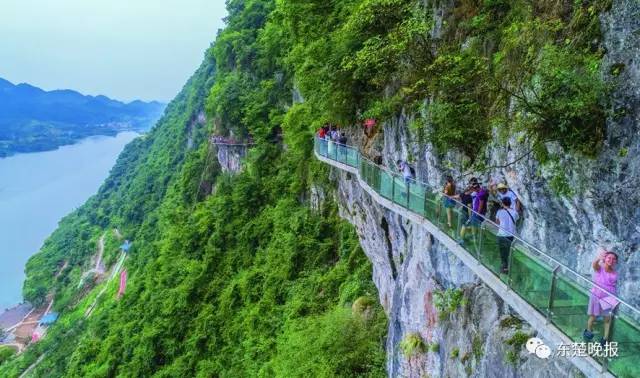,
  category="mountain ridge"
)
[0,77,166,157]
